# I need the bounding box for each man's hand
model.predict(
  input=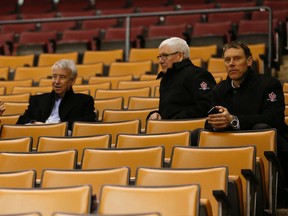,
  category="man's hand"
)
[207,106,234,129]
[149,112,162,120]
